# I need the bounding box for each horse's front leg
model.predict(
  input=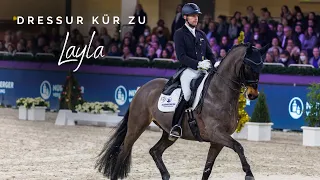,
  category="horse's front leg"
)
[201,143,224,180]
[209,131,254,180]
